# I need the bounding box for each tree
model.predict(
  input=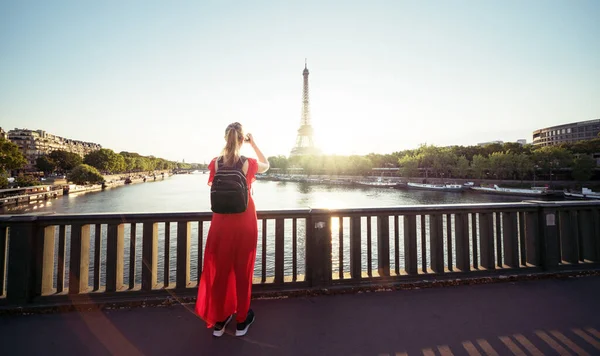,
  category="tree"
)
[488,152,517,179]
[366,153,399,168]
[480,143,504,157]
[0,137,27,172]
[449,145,484,162]
[502,142,526,155]
[134,157,149,172]
[471,155,489,179]
[123,156,135,172]
[531,146,573,179]
[431,148,457,178]
[398,155,419,178]
[451,156,470,178]
[49,150,83,171]
[572,155,596,182]
[570,138,600,155]
[514,153,532,181]
[113,154,126,173]
[67,164,105,185]
[415,144,440,178]
[268,155,290,173]
[323,155,342,175]
[0,173,9,189]
[146,156,158,171]
[349,155,373,176]
[15,174,41,187]
[36,156,57,174]
[84,148,122,173]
